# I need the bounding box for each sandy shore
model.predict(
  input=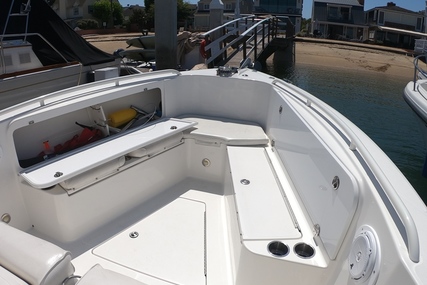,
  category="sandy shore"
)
[87,35,417,80]
[295,41,416,80]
